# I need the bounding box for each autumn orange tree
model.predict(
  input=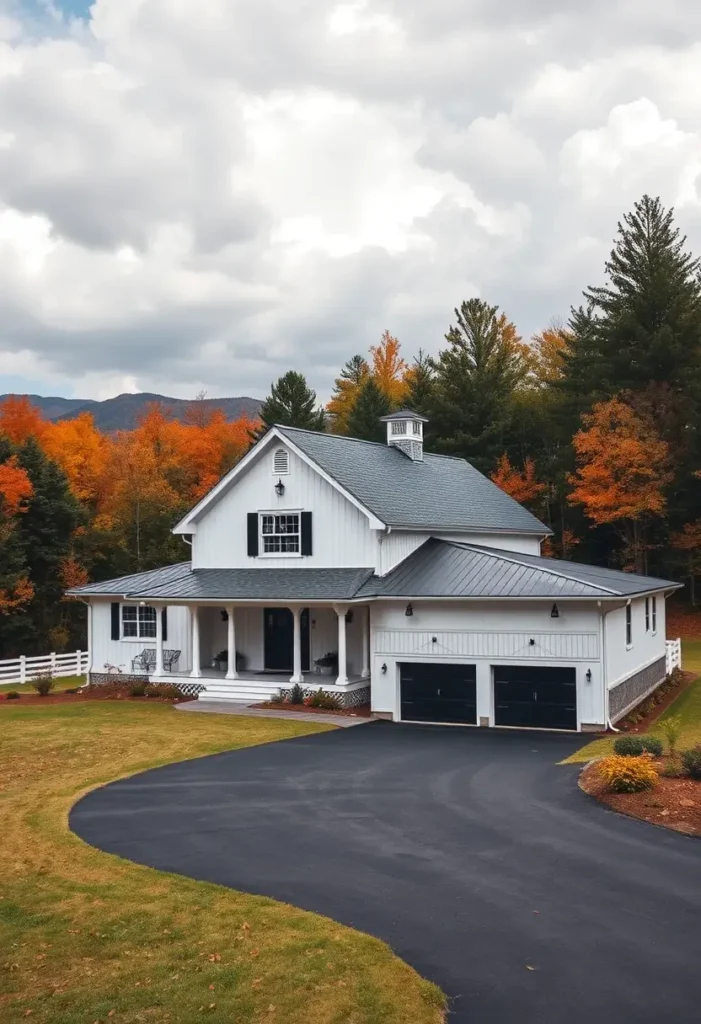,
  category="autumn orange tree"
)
[568,398,672,572]
[371,331,408,405]
[671,521,701,606]
[491,454,547,508]
[0,450,34,622]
